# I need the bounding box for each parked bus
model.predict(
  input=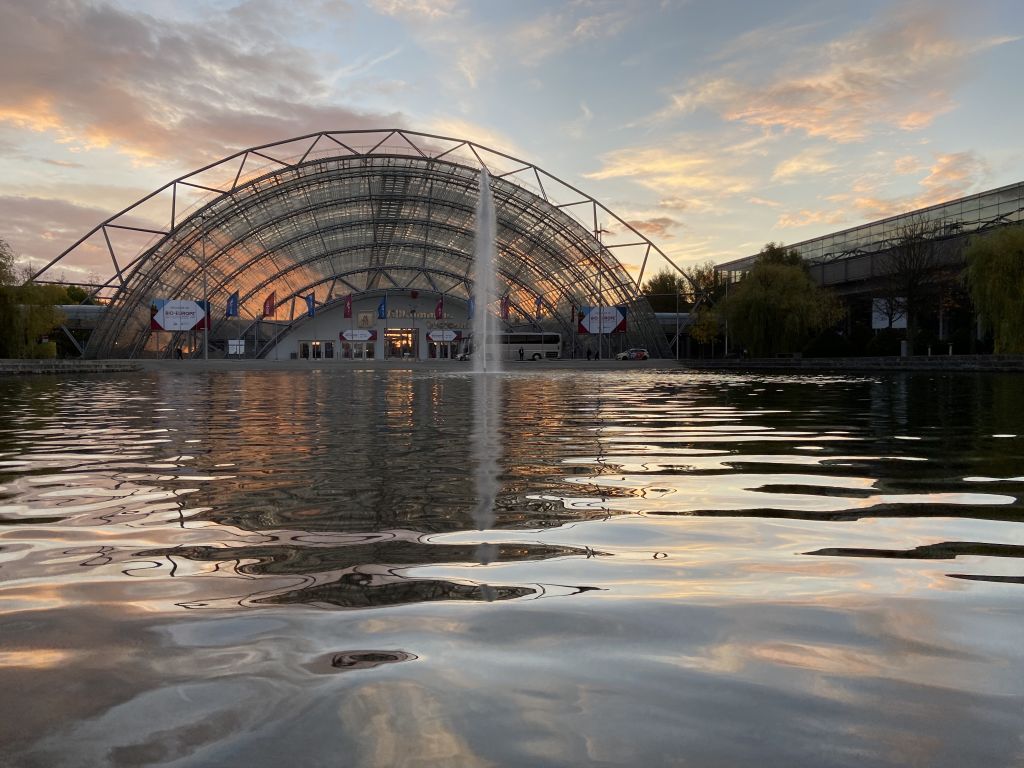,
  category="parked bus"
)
[460,332,562,361]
